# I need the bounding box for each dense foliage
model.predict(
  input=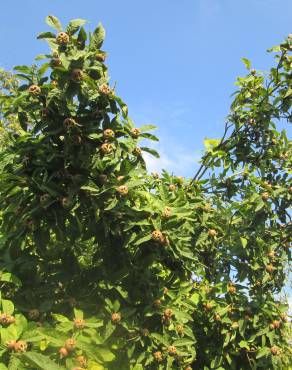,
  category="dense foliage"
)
[0,16,291,370]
